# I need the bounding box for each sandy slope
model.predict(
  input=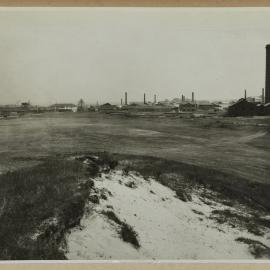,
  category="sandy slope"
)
[66,170,269,260]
